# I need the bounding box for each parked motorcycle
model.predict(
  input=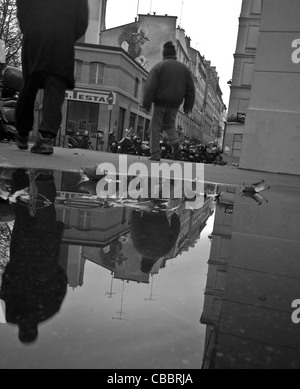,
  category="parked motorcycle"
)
[0,66,23,143]
[197,144,227,165]
[133,134,143,155]
[213,149,227,166]
[108,131,118,153]
[140,141,151,157]
[134,135,151,157]
[68,131,93,150]
[117,131,136,155]
[110,139,119,153]
[187,143,200,163]
[159,137,173,159]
